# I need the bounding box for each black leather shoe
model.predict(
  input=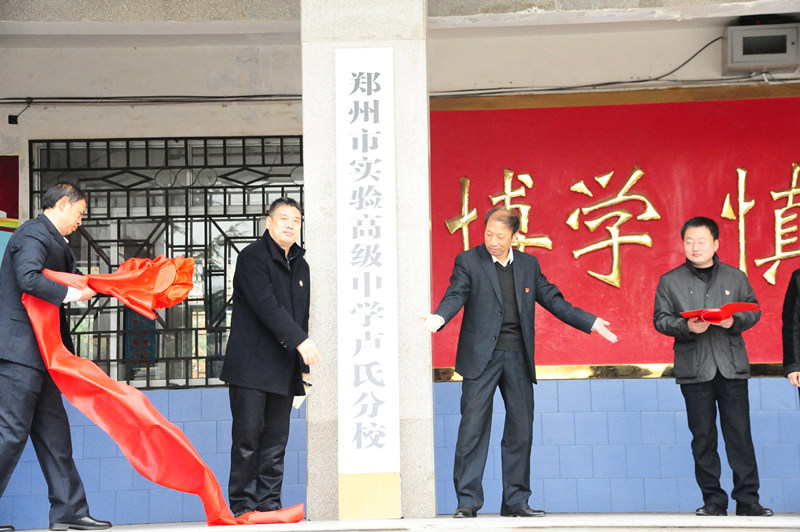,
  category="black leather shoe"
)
[50,516,112,531]
[1,525,15,532]
[501,505,546,517]
[736,502,773,516]
[452,507,477,518]
[696,503,727,516]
